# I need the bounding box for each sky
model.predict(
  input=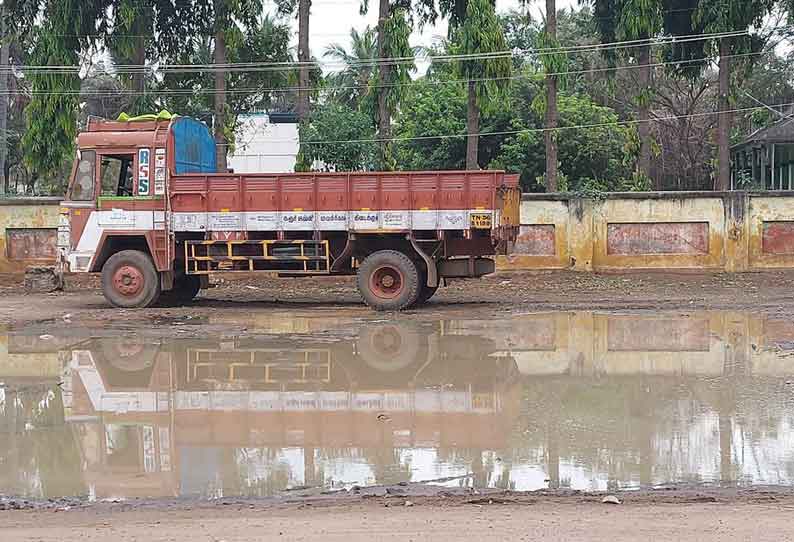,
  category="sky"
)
[274,0,581,71]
